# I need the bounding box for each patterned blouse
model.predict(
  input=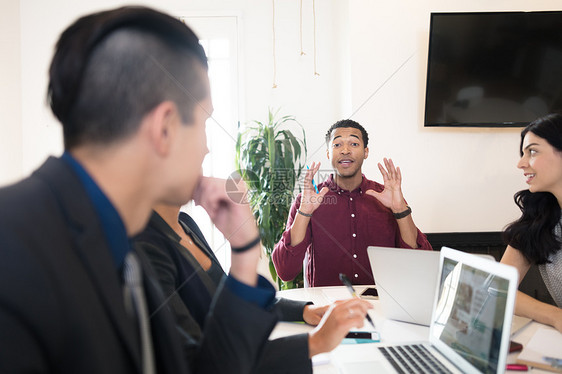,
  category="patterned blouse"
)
[538,213,562,307]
